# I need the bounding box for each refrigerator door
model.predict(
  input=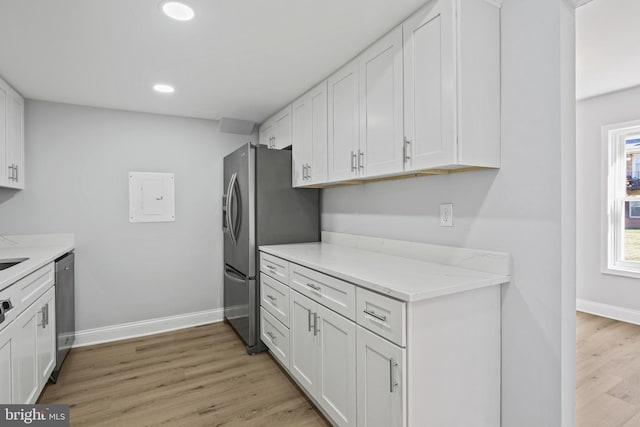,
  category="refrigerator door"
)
[223,143,255,277]
[223,264,257,347]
